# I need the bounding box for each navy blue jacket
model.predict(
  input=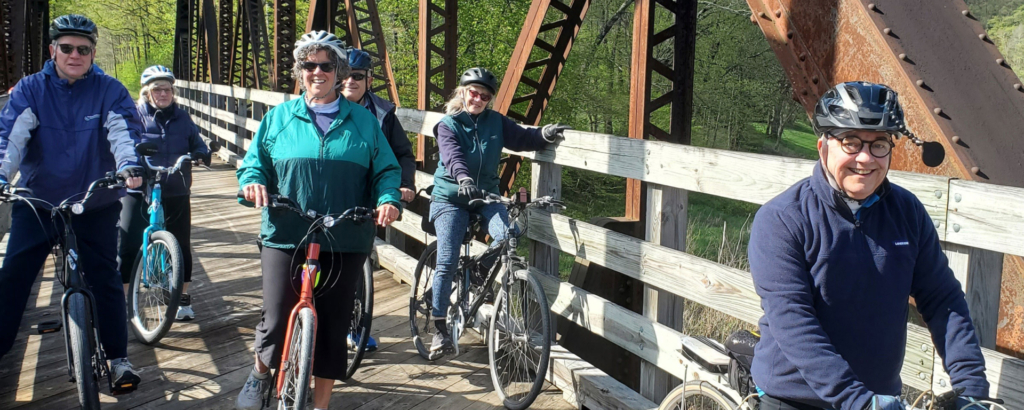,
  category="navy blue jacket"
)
[432,109,548,207]
[748,164,989,410]
[136,102,208,197]
[362,91,415,190]
[0,61,140,211]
